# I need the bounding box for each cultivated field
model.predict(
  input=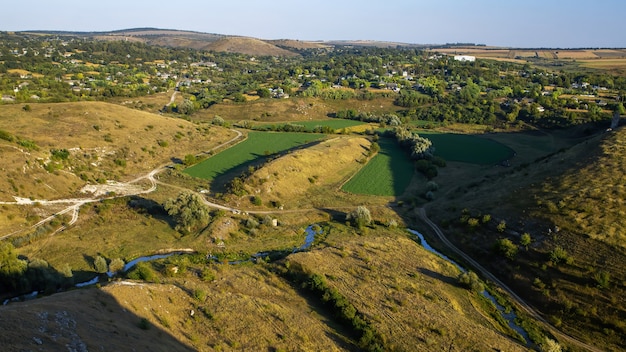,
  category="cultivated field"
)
[418,131,515,165]
[342,137,416,196]
[184,131,325,184]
